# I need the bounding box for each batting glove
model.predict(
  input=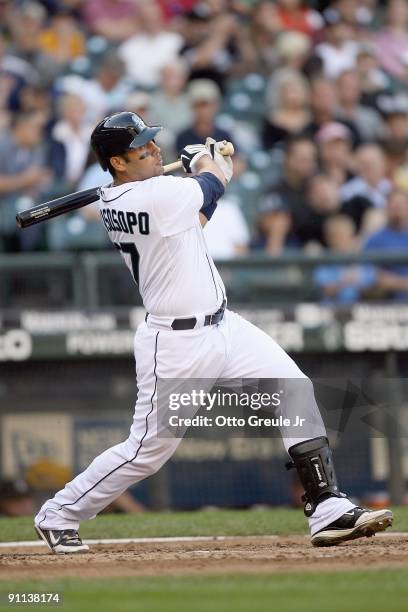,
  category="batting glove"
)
[179,144,211,174]
[205,137,233,183]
